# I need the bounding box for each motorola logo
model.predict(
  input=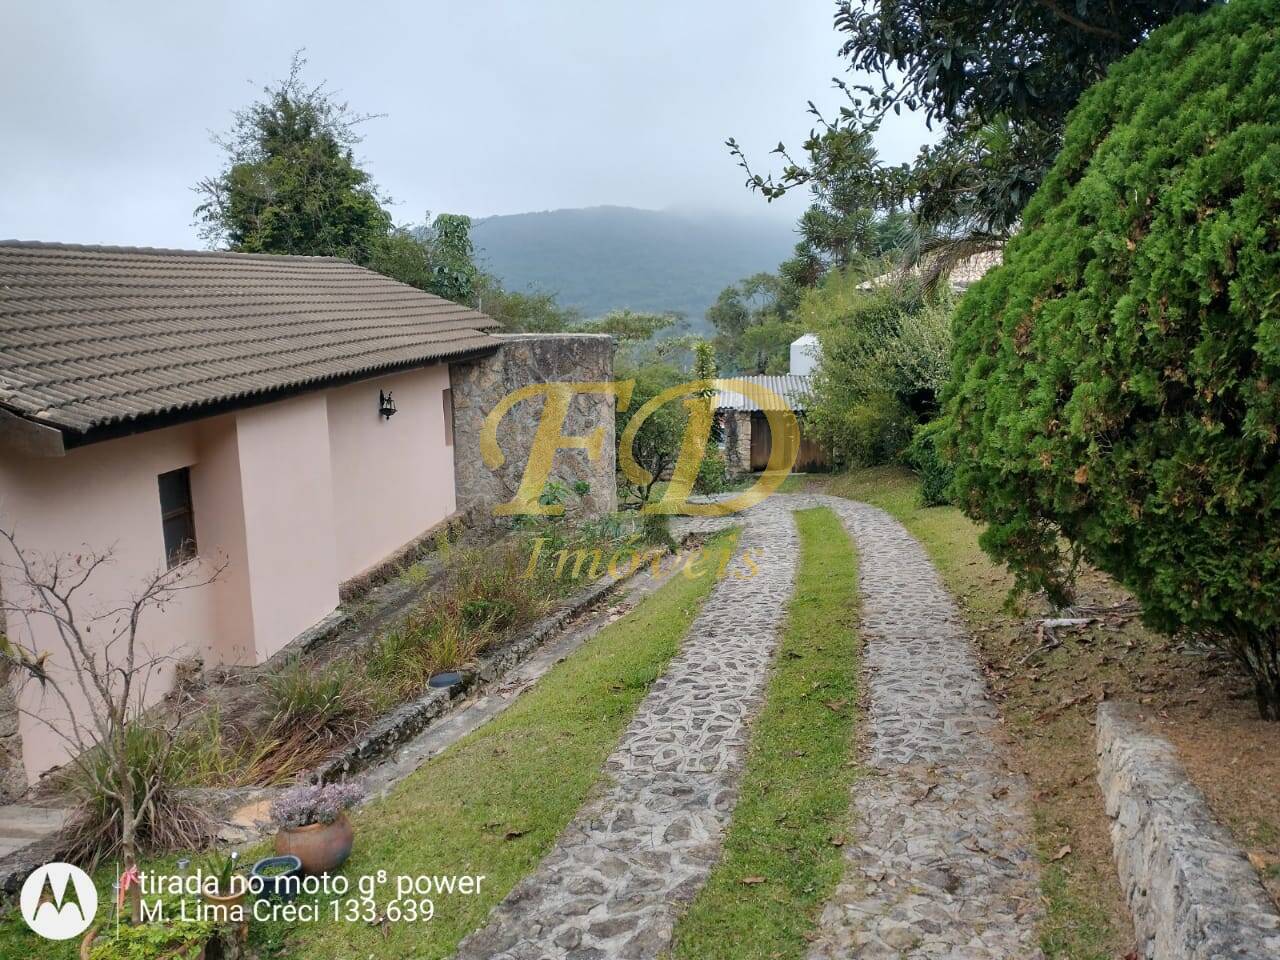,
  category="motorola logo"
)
[20,862,98,940]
